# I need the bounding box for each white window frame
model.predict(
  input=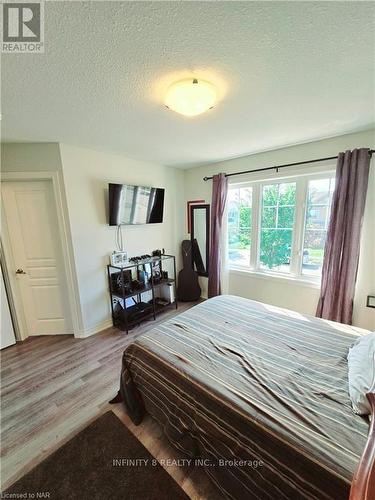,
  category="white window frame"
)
[228,168,336,286]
